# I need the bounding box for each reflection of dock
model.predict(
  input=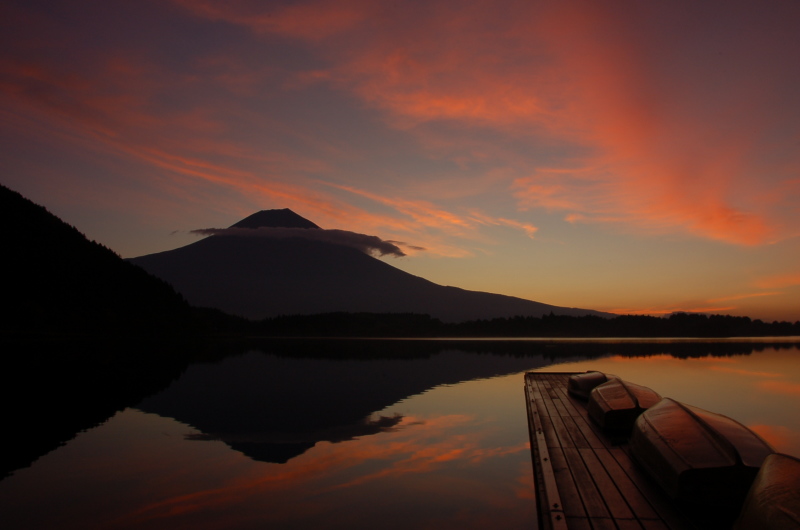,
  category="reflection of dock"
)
[524,372,695,530]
